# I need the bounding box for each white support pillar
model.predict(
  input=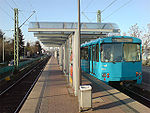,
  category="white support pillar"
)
[59,46,62,69]
[63,44,65,72]
[65,39,69,75]
[73,30,80,96]
[61,45,64,71]
[68,35,73,86]
[54,50,57,58]
[64,40,69,76]
[63,43,66,72]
